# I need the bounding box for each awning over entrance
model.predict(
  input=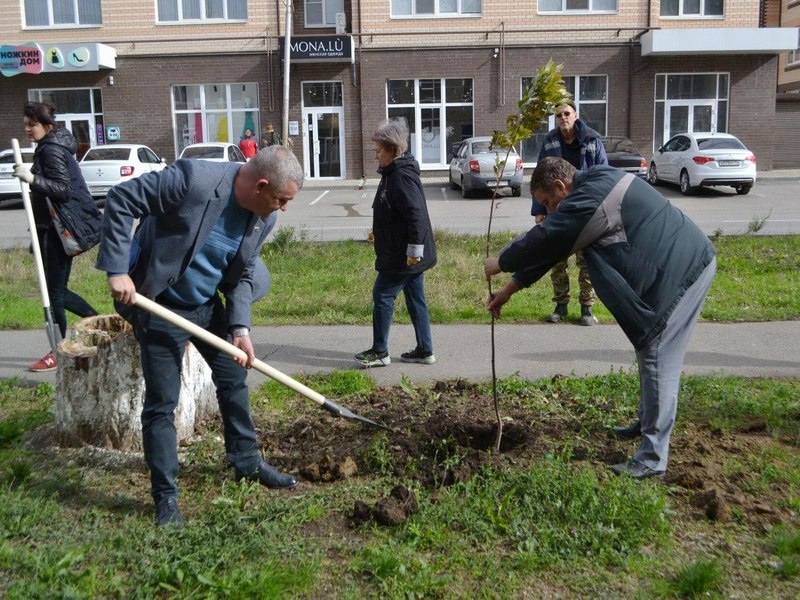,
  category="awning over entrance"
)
[641,28,799,56]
